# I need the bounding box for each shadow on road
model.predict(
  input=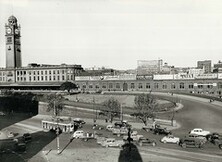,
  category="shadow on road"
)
[0,113,33,130]
[118,143,143,162]
[0,131,57,162]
